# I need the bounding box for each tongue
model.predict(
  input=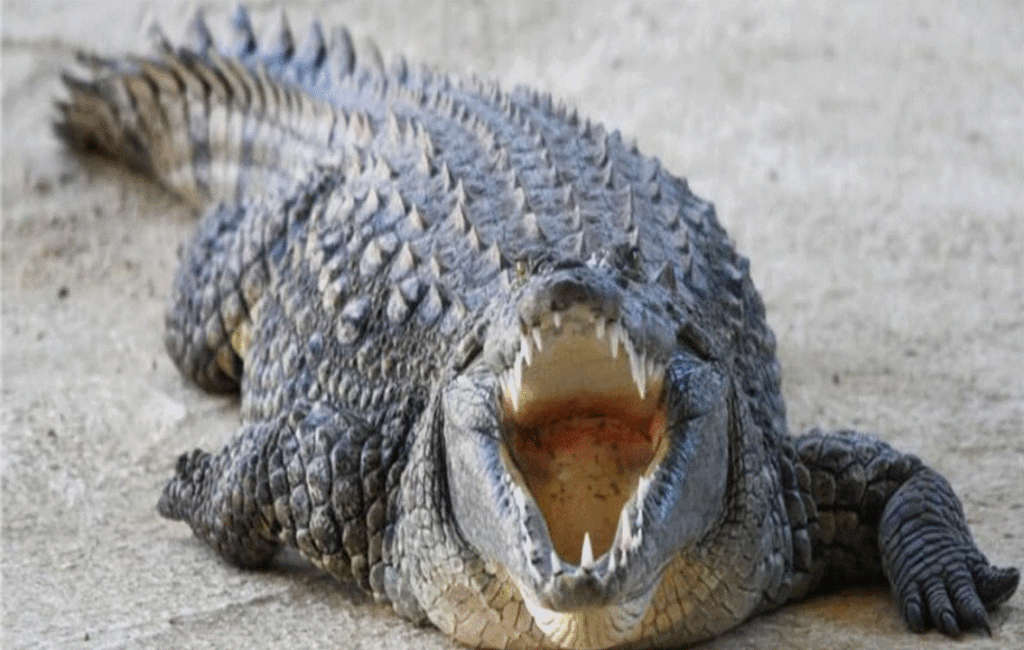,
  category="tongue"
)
[510,405,663,564]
